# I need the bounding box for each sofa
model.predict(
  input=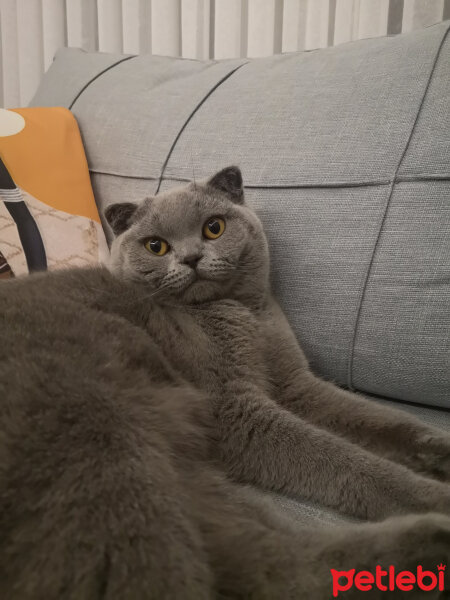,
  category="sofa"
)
[31,20,450,524]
